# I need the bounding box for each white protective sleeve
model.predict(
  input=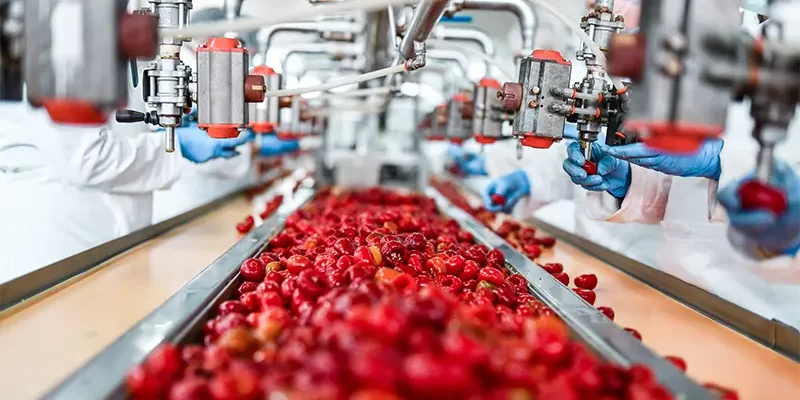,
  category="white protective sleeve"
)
[584,164,673,224]
[190,143,254,180]
[20,105,184,194]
